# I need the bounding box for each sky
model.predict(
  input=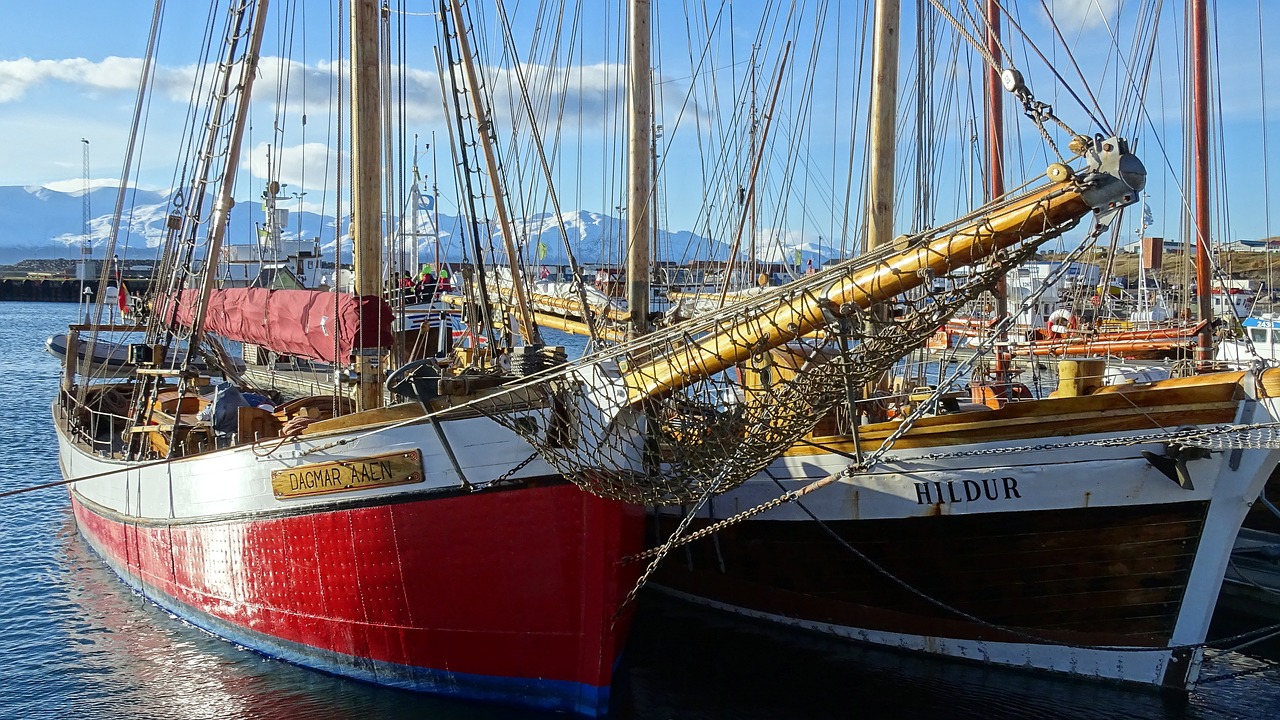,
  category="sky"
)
[4,0,1280,260]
